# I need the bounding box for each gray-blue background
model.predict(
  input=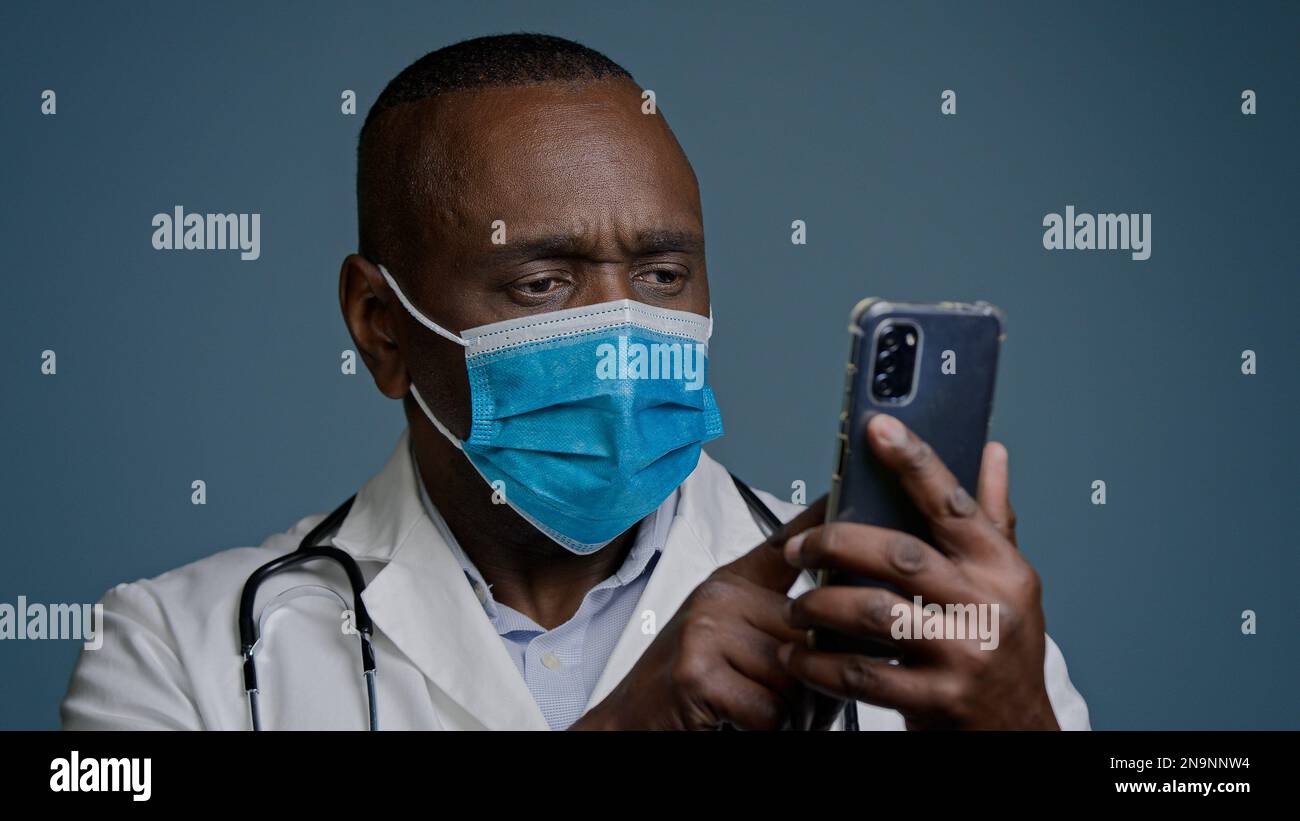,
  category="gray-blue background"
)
[2,0,1296,730]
